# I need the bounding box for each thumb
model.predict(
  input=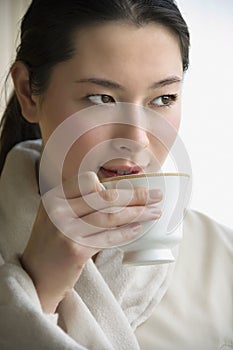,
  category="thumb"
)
[78,171,104,195]
[45,172,104,199]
